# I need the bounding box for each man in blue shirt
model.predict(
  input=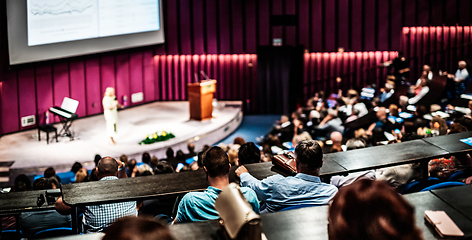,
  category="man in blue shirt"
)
[235,140,338,213]
[174,146,260,223]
